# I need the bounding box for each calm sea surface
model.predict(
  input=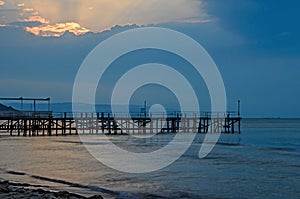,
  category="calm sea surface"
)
[0,119,299,199]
